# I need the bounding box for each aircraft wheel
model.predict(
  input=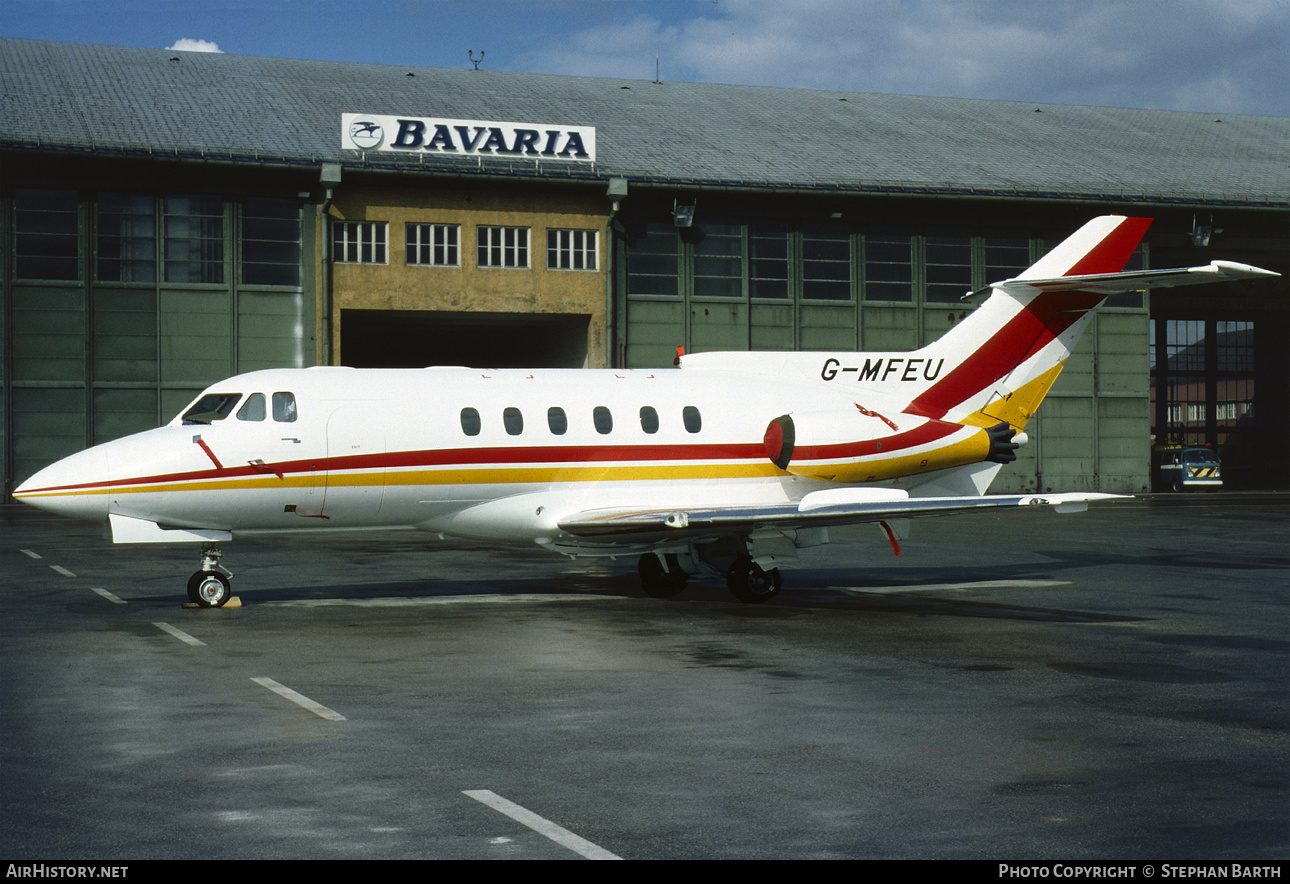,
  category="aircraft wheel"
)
[726,557,782,604]
[190,571,232,607]
[638,553,689,598]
